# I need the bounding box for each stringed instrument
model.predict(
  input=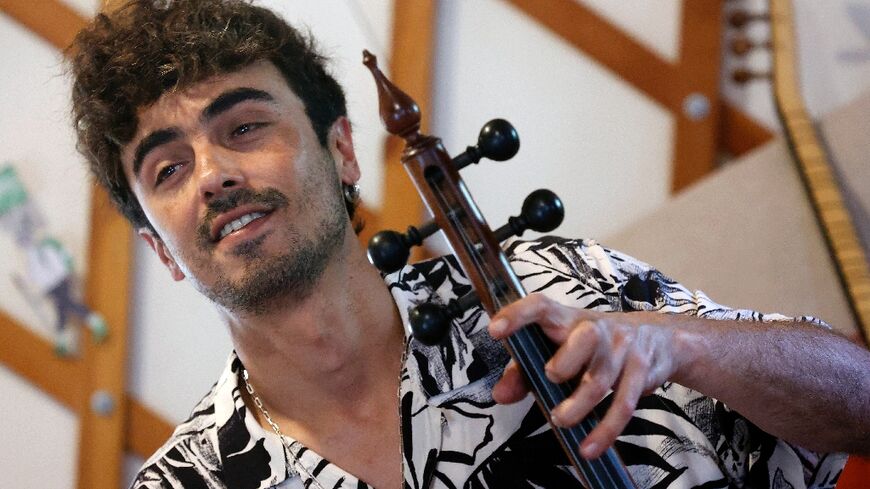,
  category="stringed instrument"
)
[729,0,870,345]
[769,0,870,345]
[362,51,636,489]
